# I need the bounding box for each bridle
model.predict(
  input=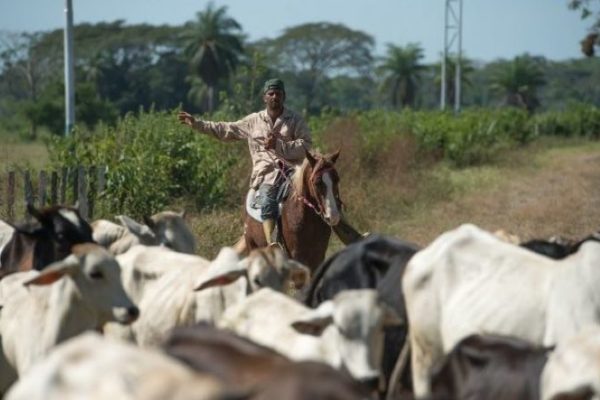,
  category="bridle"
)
[258,139,342,225]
